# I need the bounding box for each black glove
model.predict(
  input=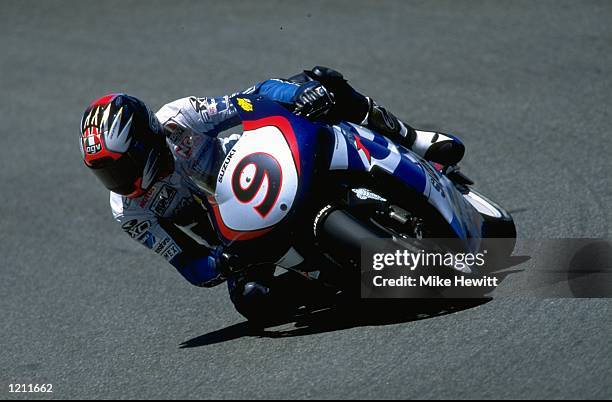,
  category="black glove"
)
[293,81,335,119]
